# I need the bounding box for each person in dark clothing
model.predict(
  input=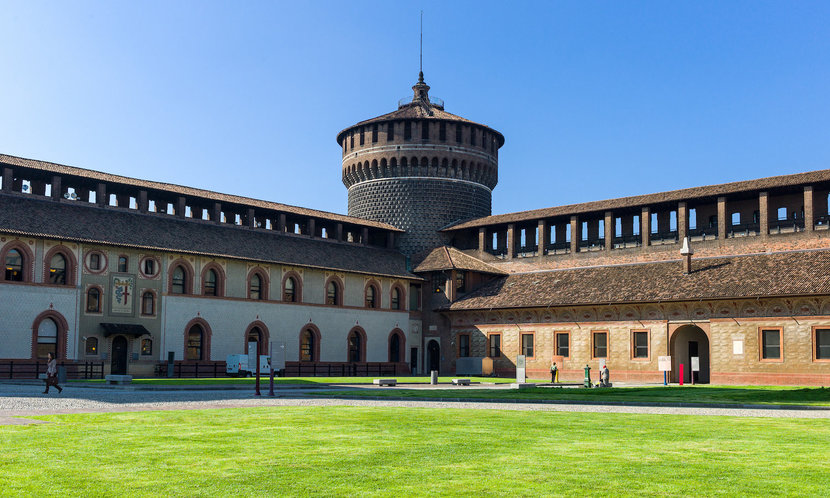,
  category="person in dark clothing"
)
[43,352,62,394]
